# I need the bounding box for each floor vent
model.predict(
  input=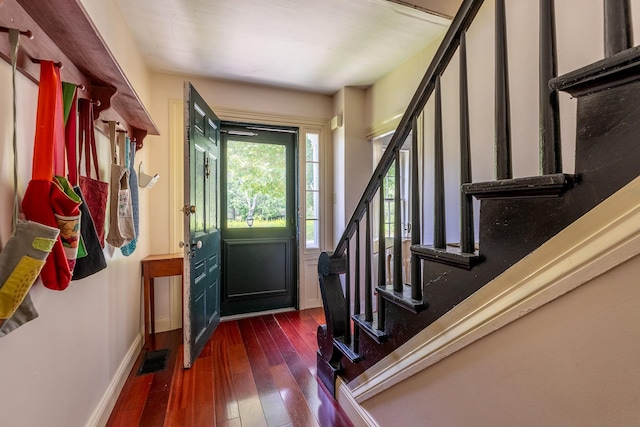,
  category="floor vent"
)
[137,349,169,375]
